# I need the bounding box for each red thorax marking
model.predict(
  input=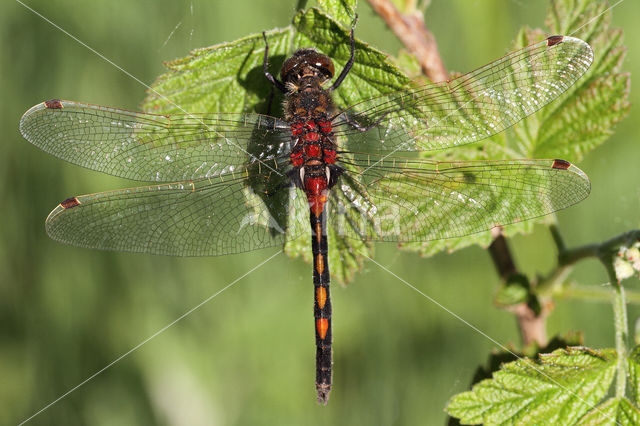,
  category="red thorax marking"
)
[303,131,319,142]
[318,120,332,134]
[305,144,321,158]
[291,122,304,136]
[323,149,337,164]
[290,151,304,167]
